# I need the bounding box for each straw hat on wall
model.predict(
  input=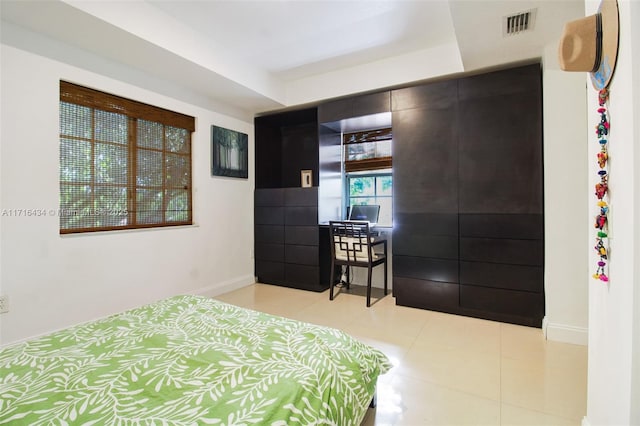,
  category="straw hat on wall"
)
[558,0,619,90]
